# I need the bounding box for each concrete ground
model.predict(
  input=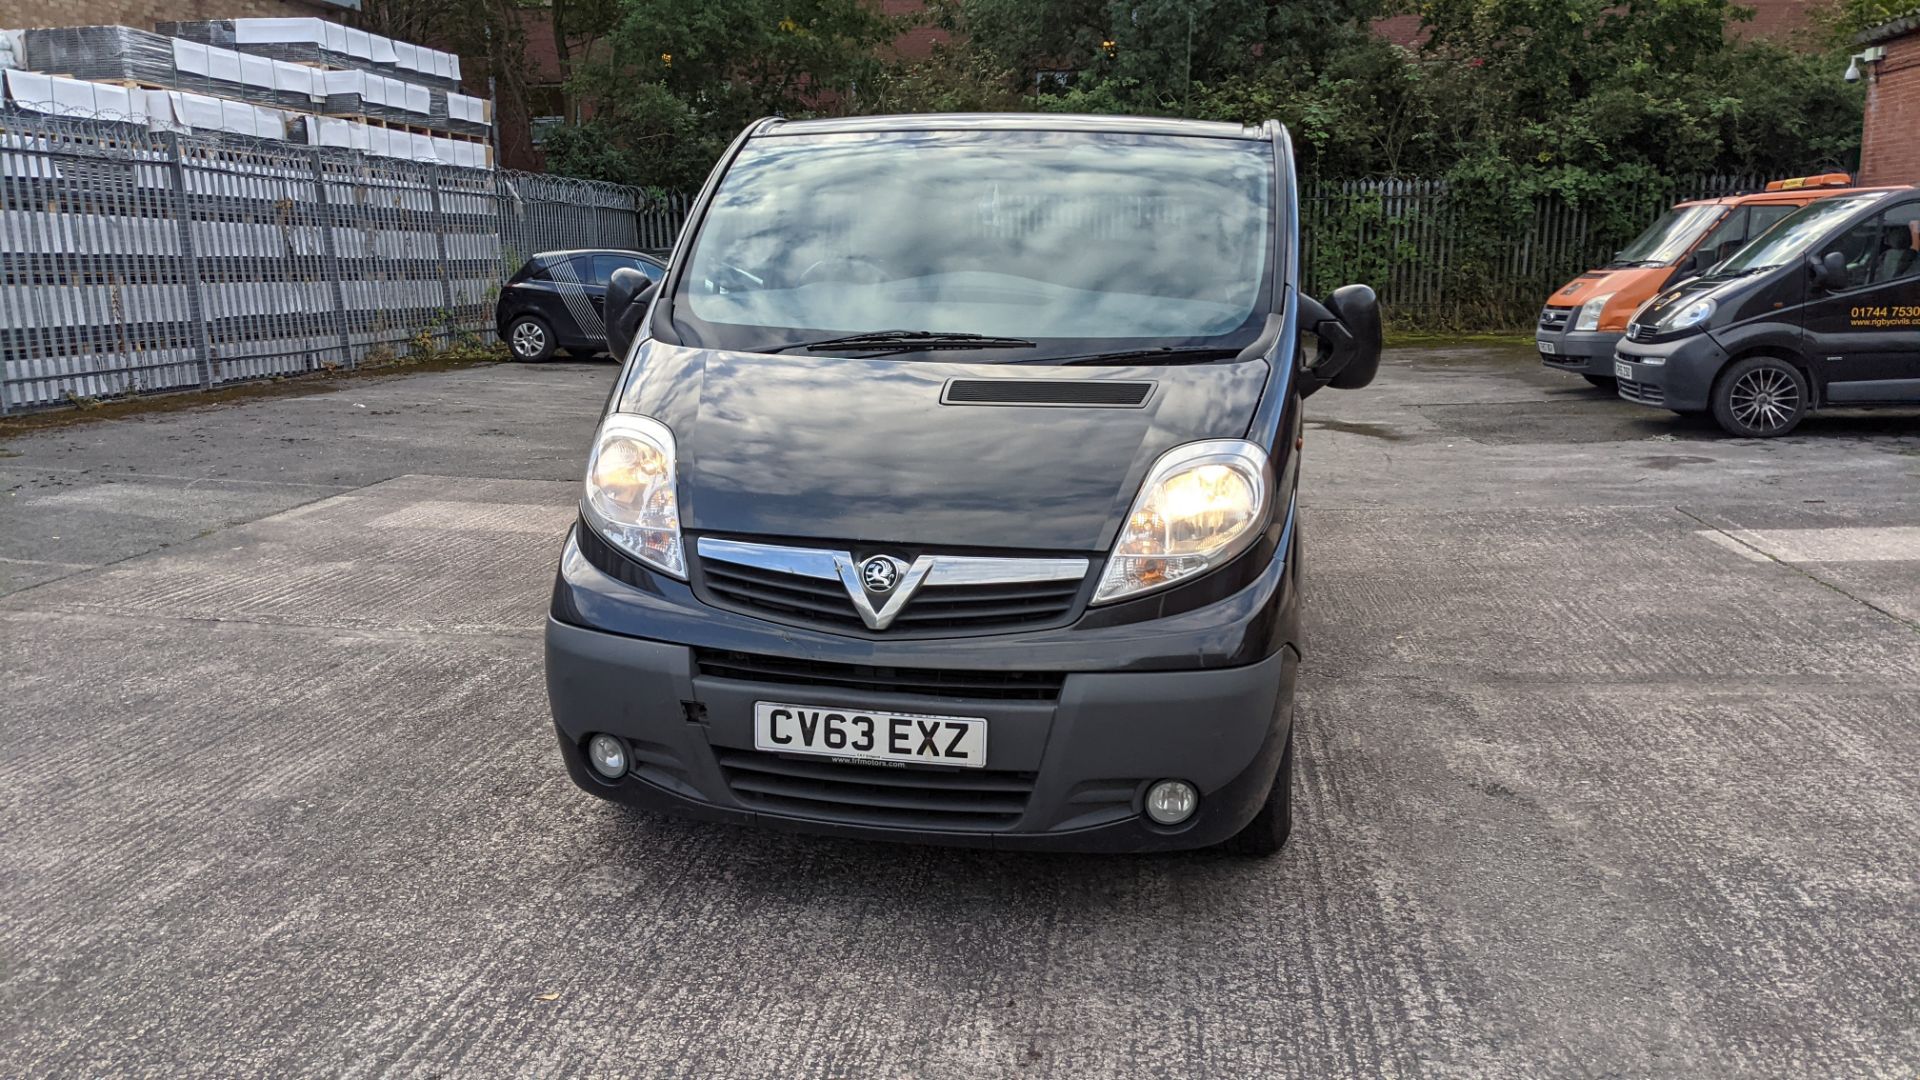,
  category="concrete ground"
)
[2,349,1916,1077]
